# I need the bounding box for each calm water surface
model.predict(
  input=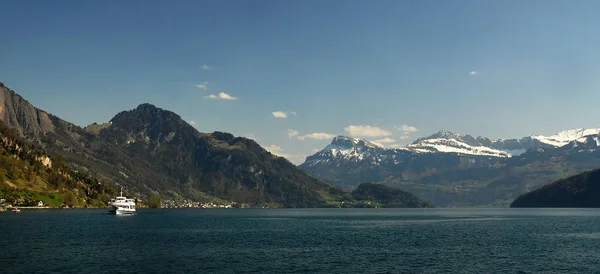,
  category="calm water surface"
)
[1,208,600,273]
